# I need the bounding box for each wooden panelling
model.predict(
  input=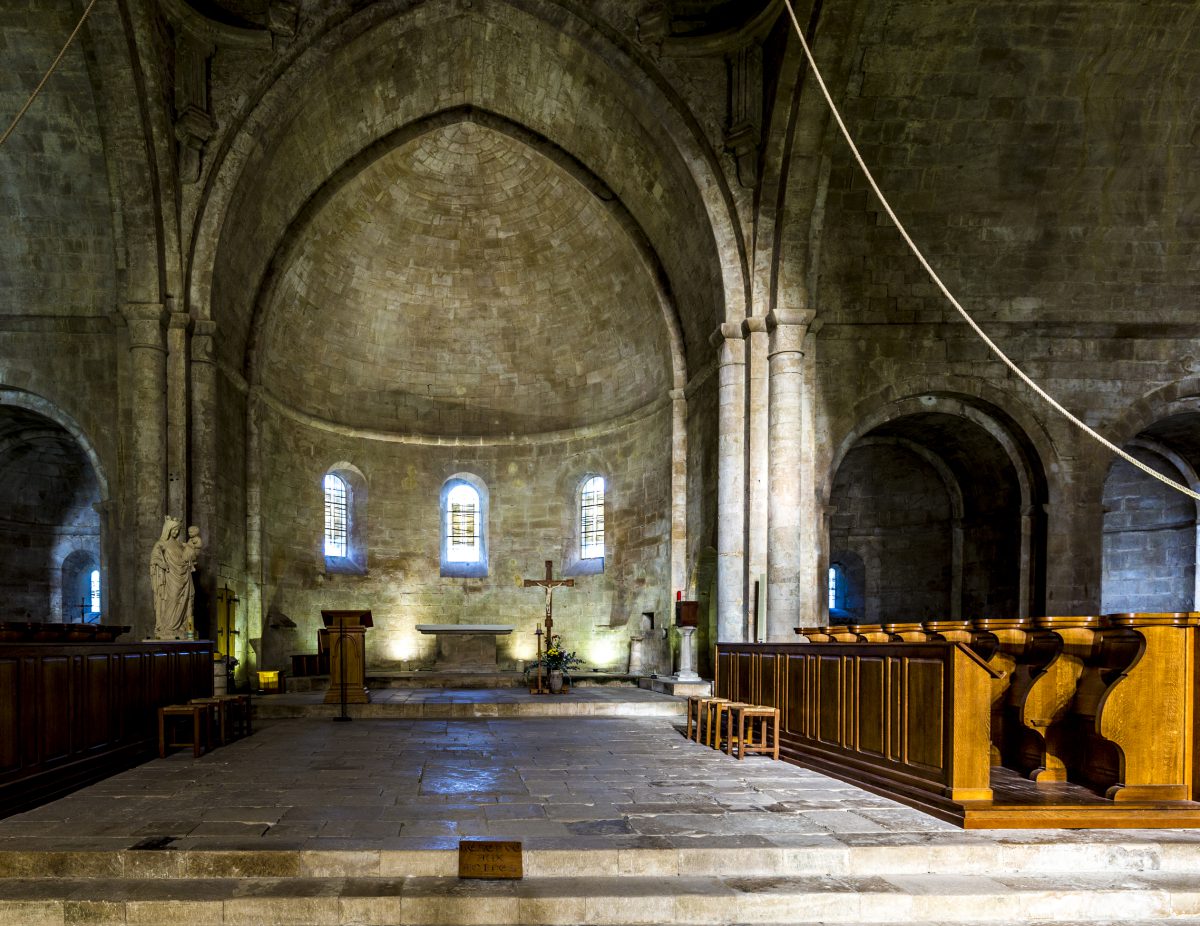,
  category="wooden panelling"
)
[905,659,944,770]
[857,657,886,757]
[716,641,996,818]
[0,659,17,774]
[0,641,213,818]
